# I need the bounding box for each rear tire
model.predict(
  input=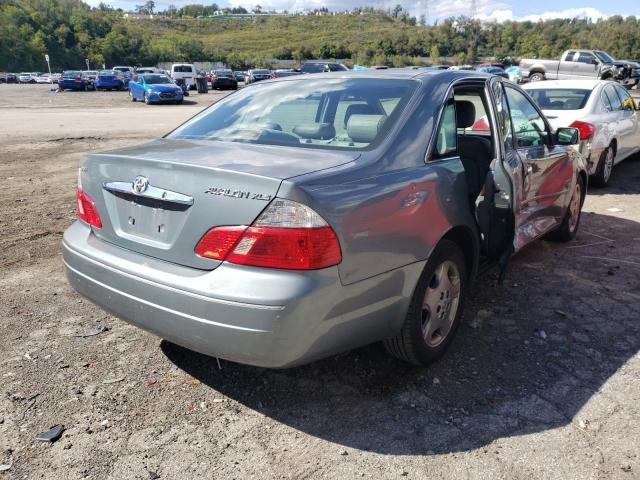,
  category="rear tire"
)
[129,90,136,102]
[384,240,467,366]
[529,72,545,82]
[590,146,615,187]
[548,176,584,242]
